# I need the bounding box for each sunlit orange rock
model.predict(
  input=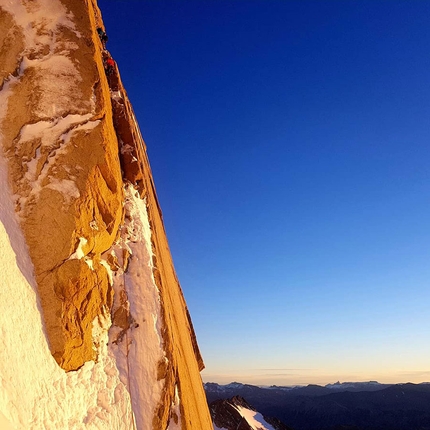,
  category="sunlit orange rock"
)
[0,0,212,427]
